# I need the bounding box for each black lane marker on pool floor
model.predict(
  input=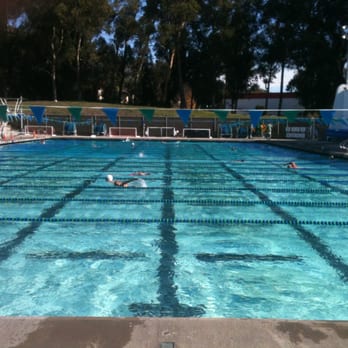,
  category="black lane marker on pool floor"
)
[0,157,71,185]
[198,145,348,282]
[26,251,146,260]
[129,145,205,317]
[196,253,302,262]
[0,158,122,262]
